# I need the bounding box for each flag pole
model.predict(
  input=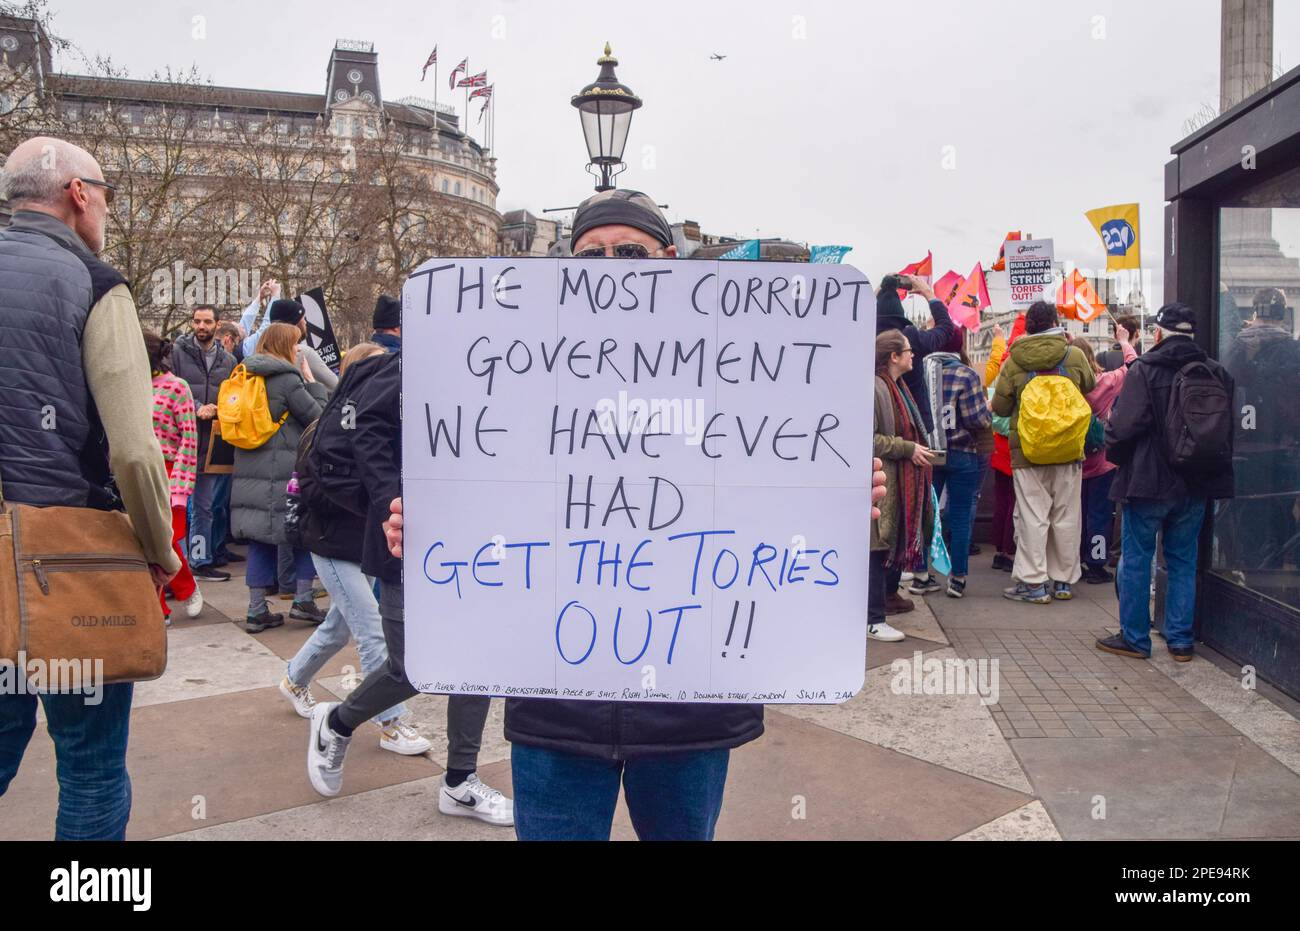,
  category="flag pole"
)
[464,57,470,138]
[433,57,438,132]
